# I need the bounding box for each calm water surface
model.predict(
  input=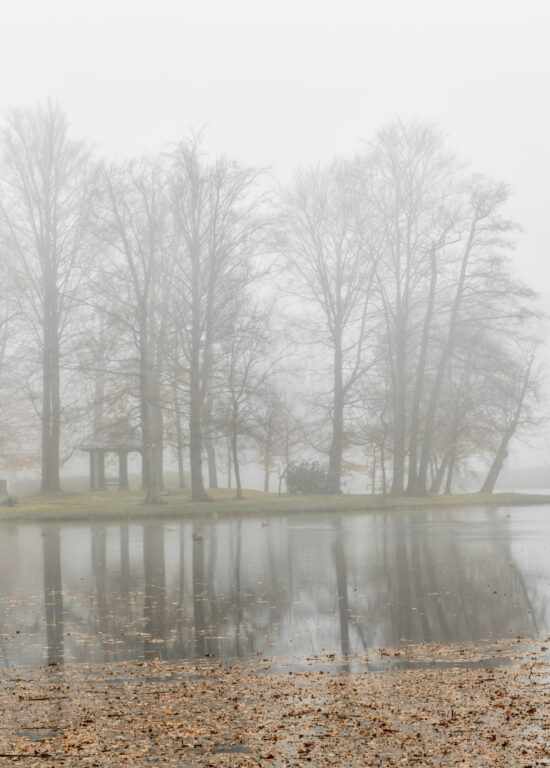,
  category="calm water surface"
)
[0,505,548,666]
